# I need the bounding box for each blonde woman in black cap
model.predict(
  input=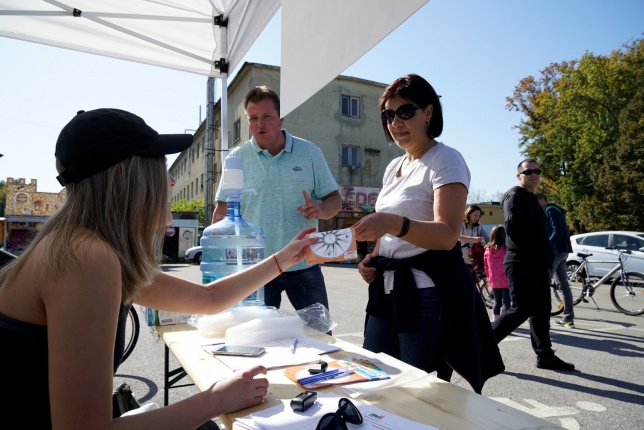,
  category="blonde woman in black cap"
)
[0,109,317,429]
